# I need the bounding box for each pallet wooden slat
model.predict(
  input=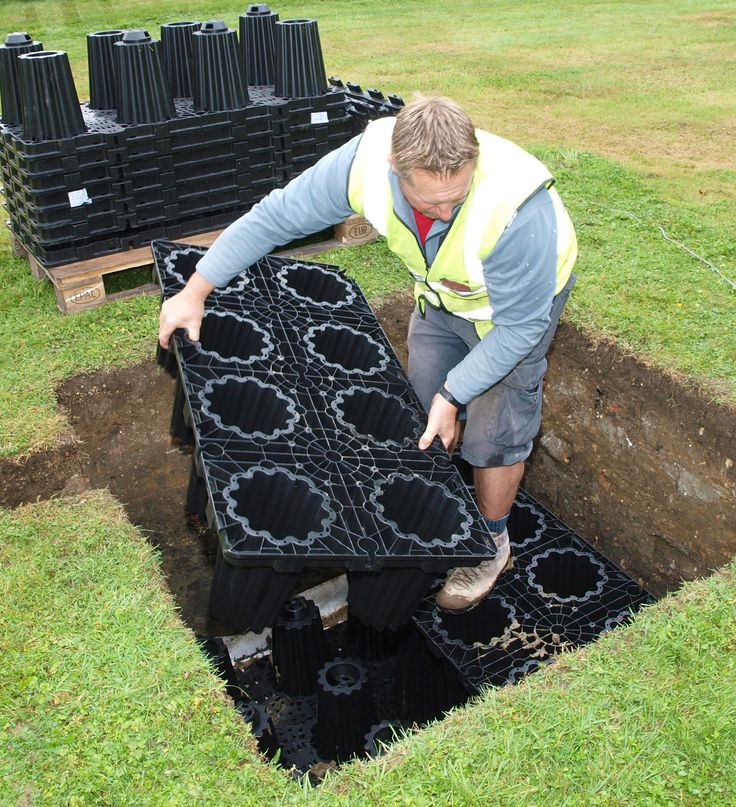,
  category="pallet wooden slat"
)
[9,232,28,259]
